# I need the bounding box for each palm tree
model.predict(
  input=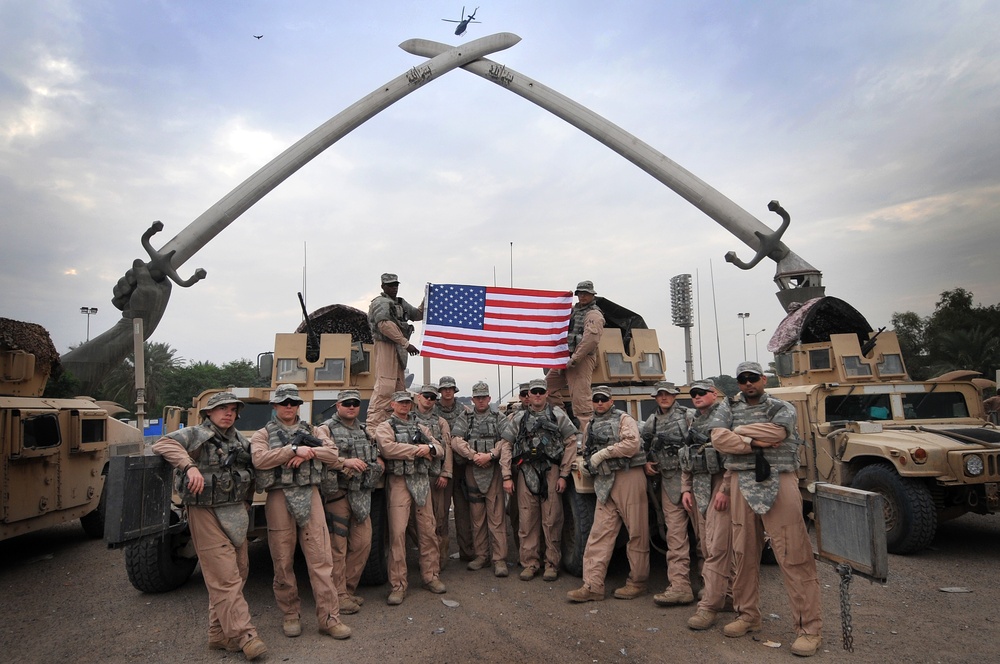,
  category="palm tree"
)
[929,326,1000,377]
[97,341,183,414]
